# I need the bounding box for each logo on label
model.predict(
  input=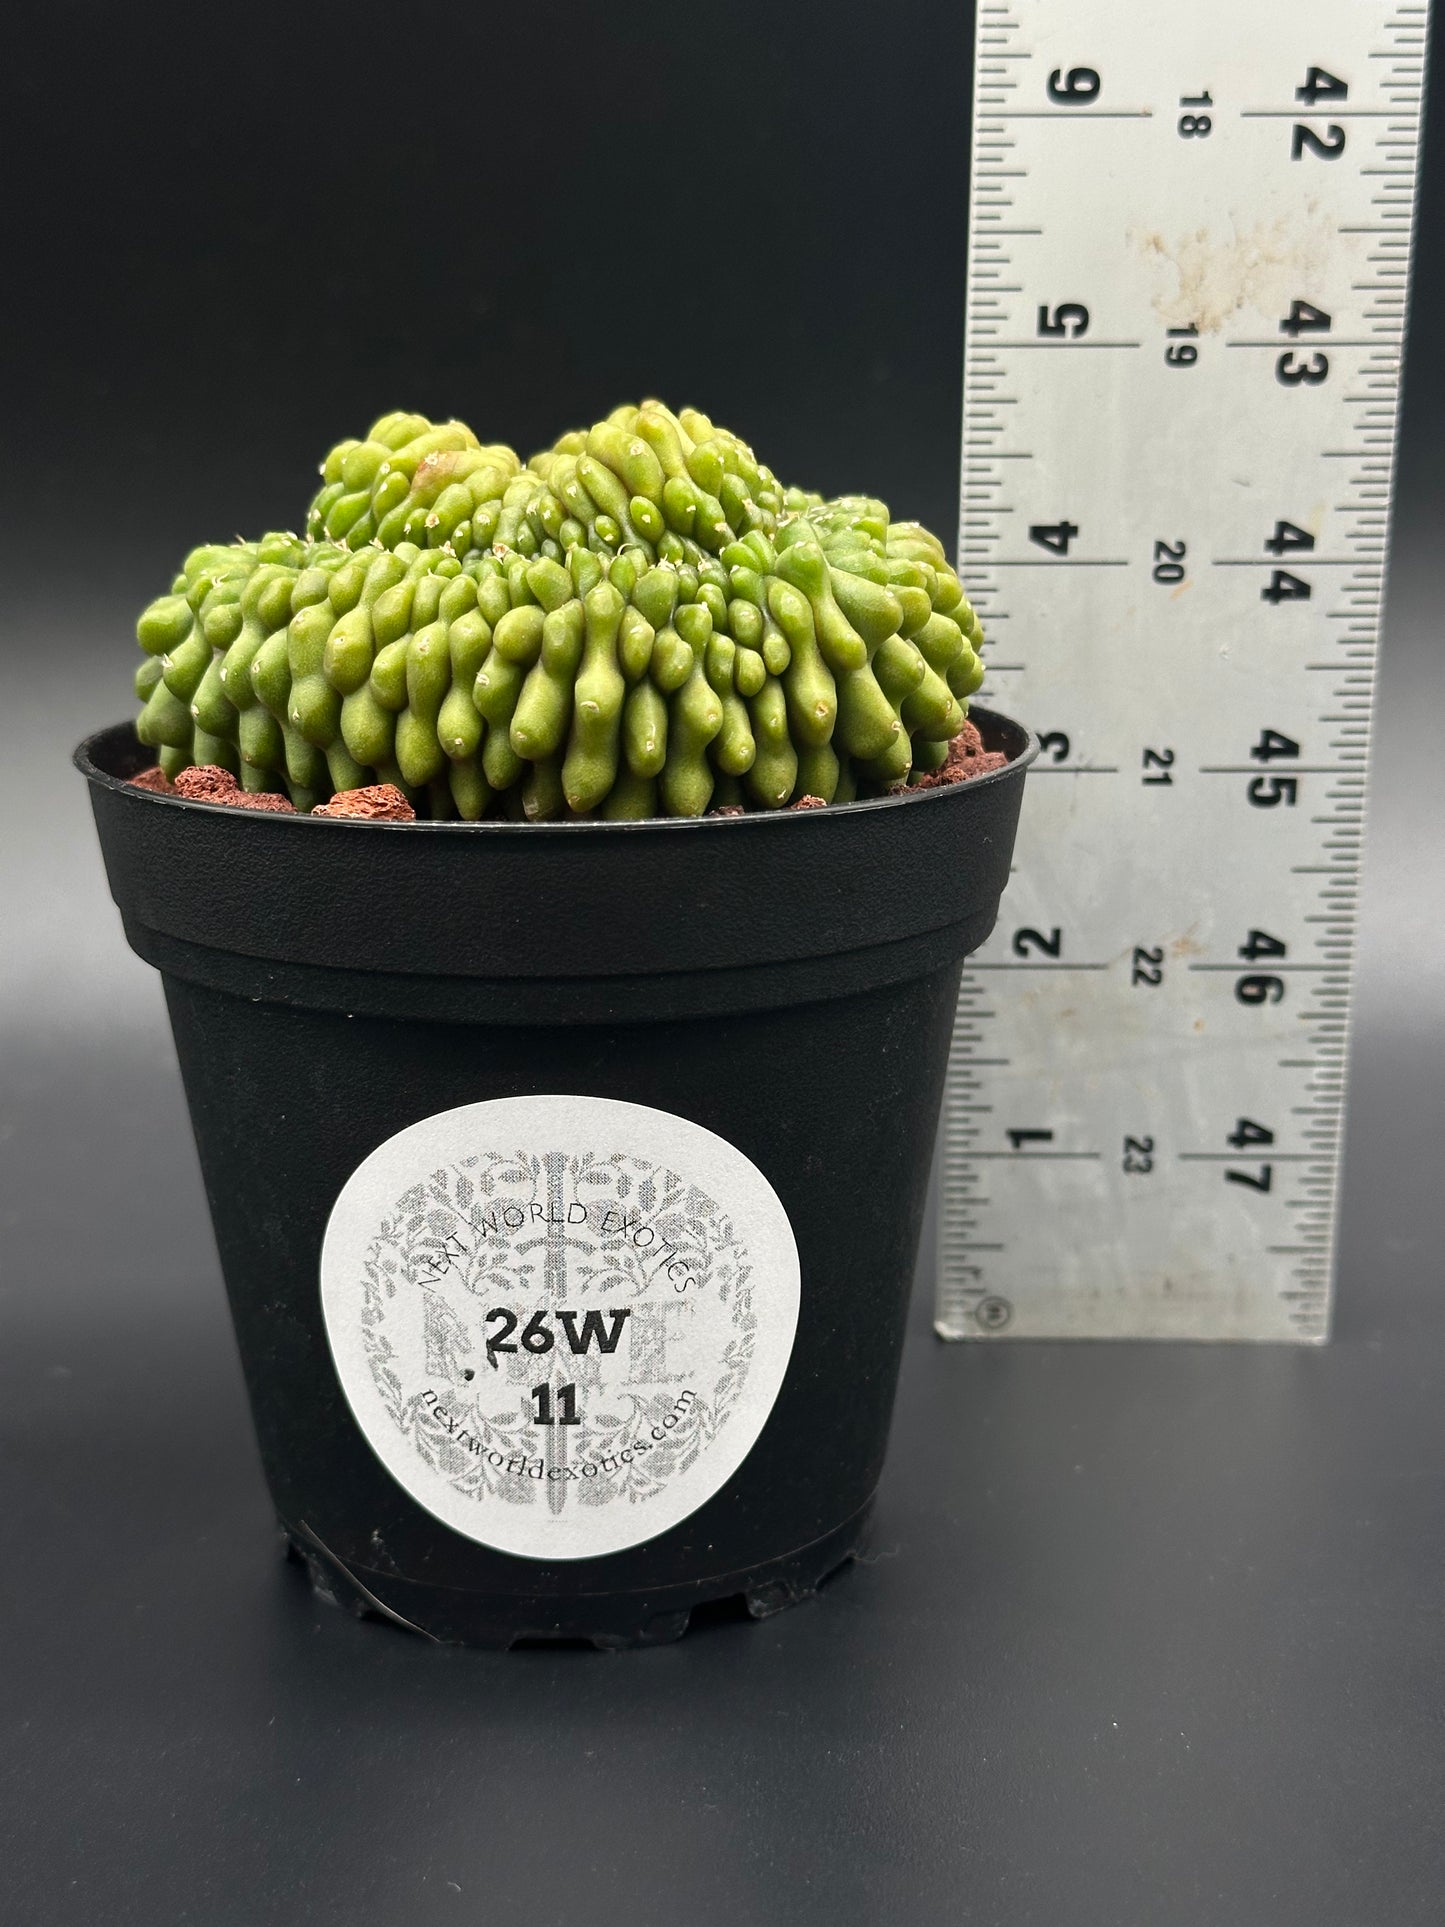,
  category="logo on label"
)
[320,1094,800,1561]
